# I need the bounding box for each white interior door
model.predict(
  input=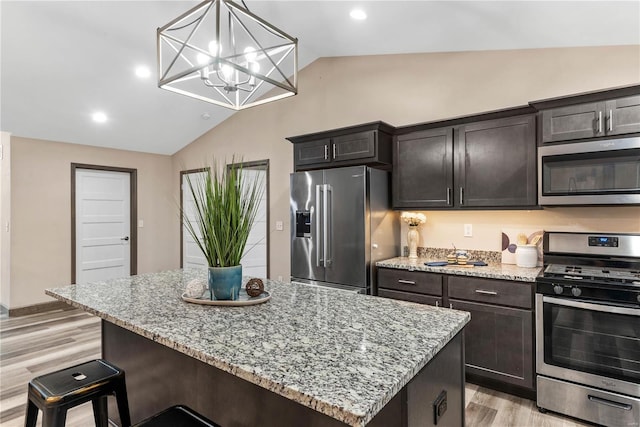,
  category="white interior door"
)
[182,171,208,269]
[240,167,267,278]
[75,169,130,284]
